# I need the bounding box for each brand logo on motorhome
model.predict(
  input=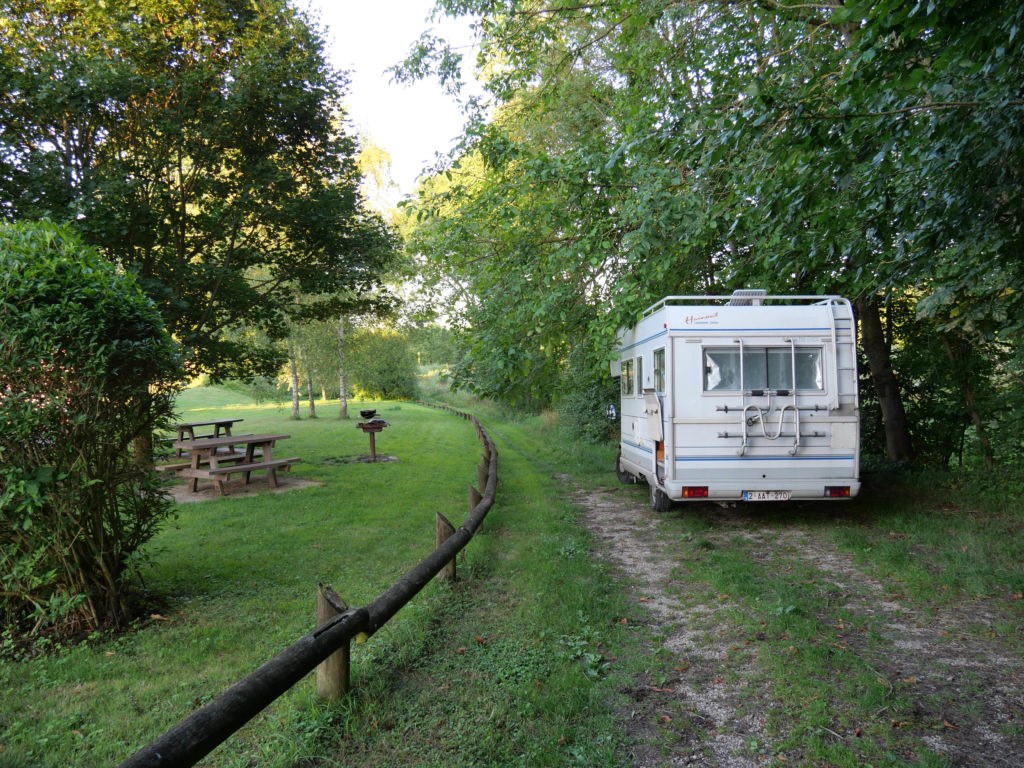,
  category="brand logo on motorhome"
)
[685,311,719,325]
